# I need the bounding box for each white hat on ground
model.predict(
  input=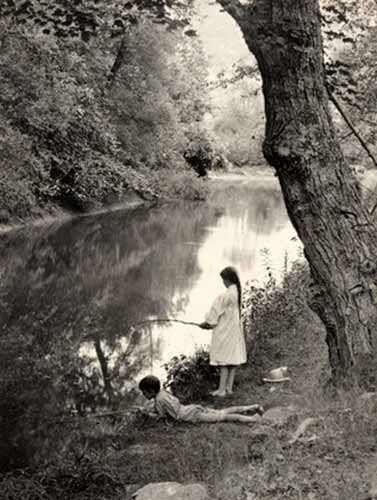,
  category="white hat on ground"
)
[262,366,291,383]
